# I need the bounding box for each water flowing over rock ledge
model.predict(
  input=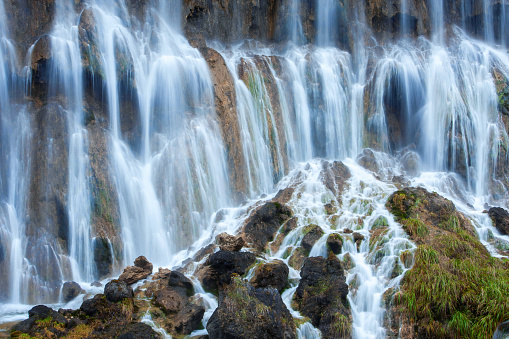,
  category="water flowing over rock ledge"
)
[1,0,509,338]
